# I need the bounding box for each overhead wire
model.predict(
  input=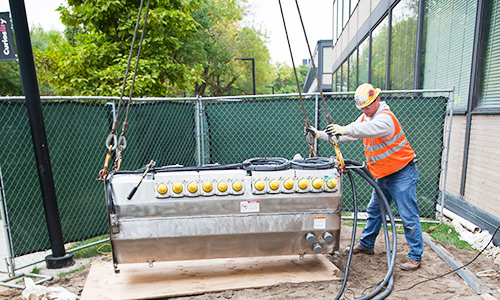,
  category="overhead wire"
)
[100,0,151,180]
[278,0,316,158]
[293,0,345,170]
